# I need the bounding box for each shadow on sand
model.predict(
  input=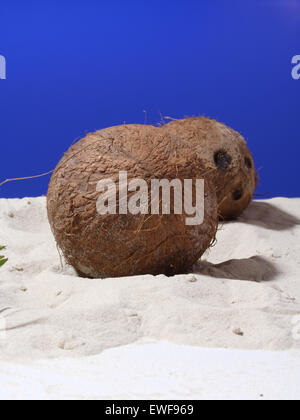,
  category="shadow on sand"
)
[237,201,300,231]
[194,256,280,282]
